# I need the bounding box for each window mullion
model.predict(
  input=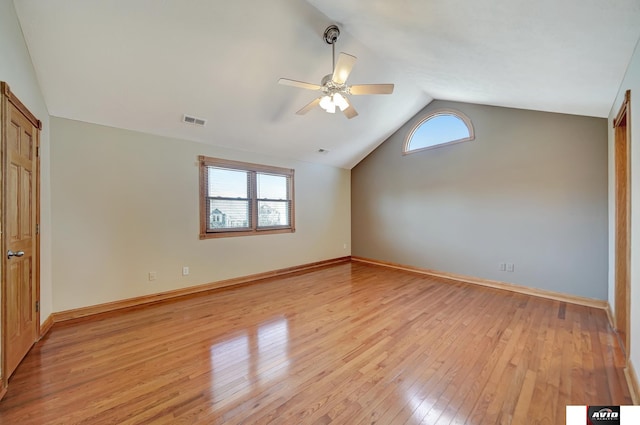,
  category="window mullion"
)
[250,171,258,231]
